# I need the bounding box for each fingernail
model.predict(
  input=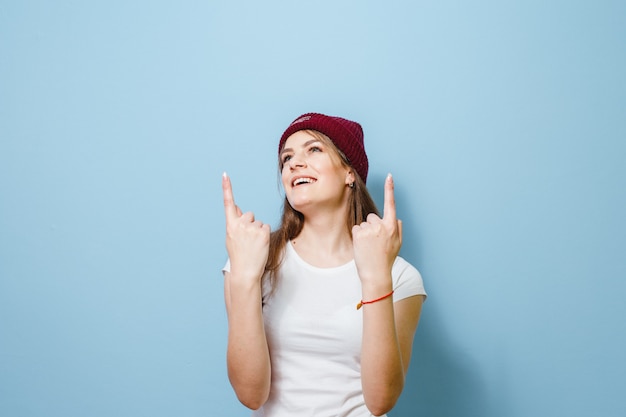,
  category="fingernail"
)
[223,171,228,178]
